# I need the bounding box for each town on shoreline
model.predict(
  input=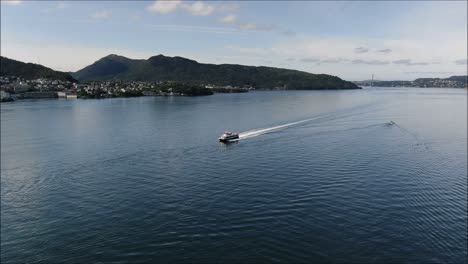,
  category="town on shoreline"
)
[0,76,251,102]
[2,75,467,103]
[354,76,467,88]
